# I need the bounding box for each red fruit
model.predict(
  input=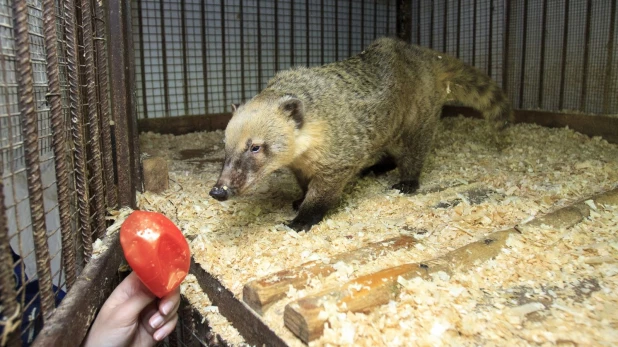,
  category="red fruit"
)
[119,210,190,298]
